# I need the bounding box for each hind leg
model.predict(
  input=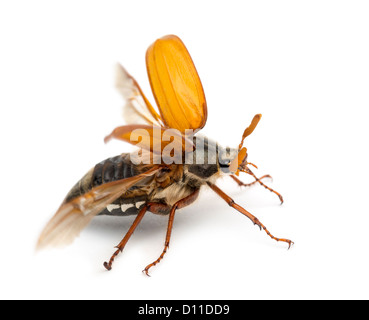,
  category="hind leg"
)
[103,204,149,270]
[143,189,200,276]
[103,201,173,271]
